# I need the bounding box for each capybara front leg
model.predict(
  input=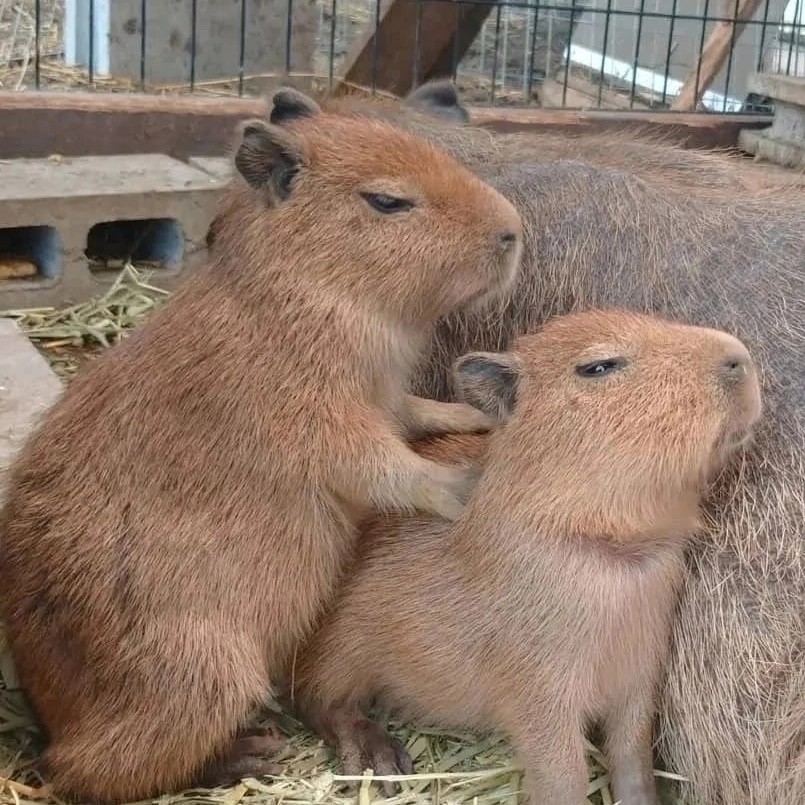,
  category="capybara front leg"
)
[605,696,660,805]
[401,394,495,440]
[315,705,413,797]
[334,421,479,521]
[512,716,589,805]
[195,729,286,789]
